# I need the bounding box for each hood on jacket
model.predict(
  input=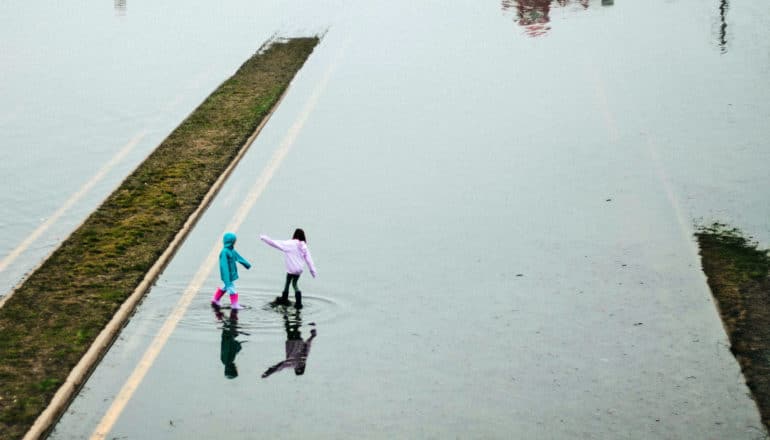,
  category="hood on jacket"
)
[223,232,237,249]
